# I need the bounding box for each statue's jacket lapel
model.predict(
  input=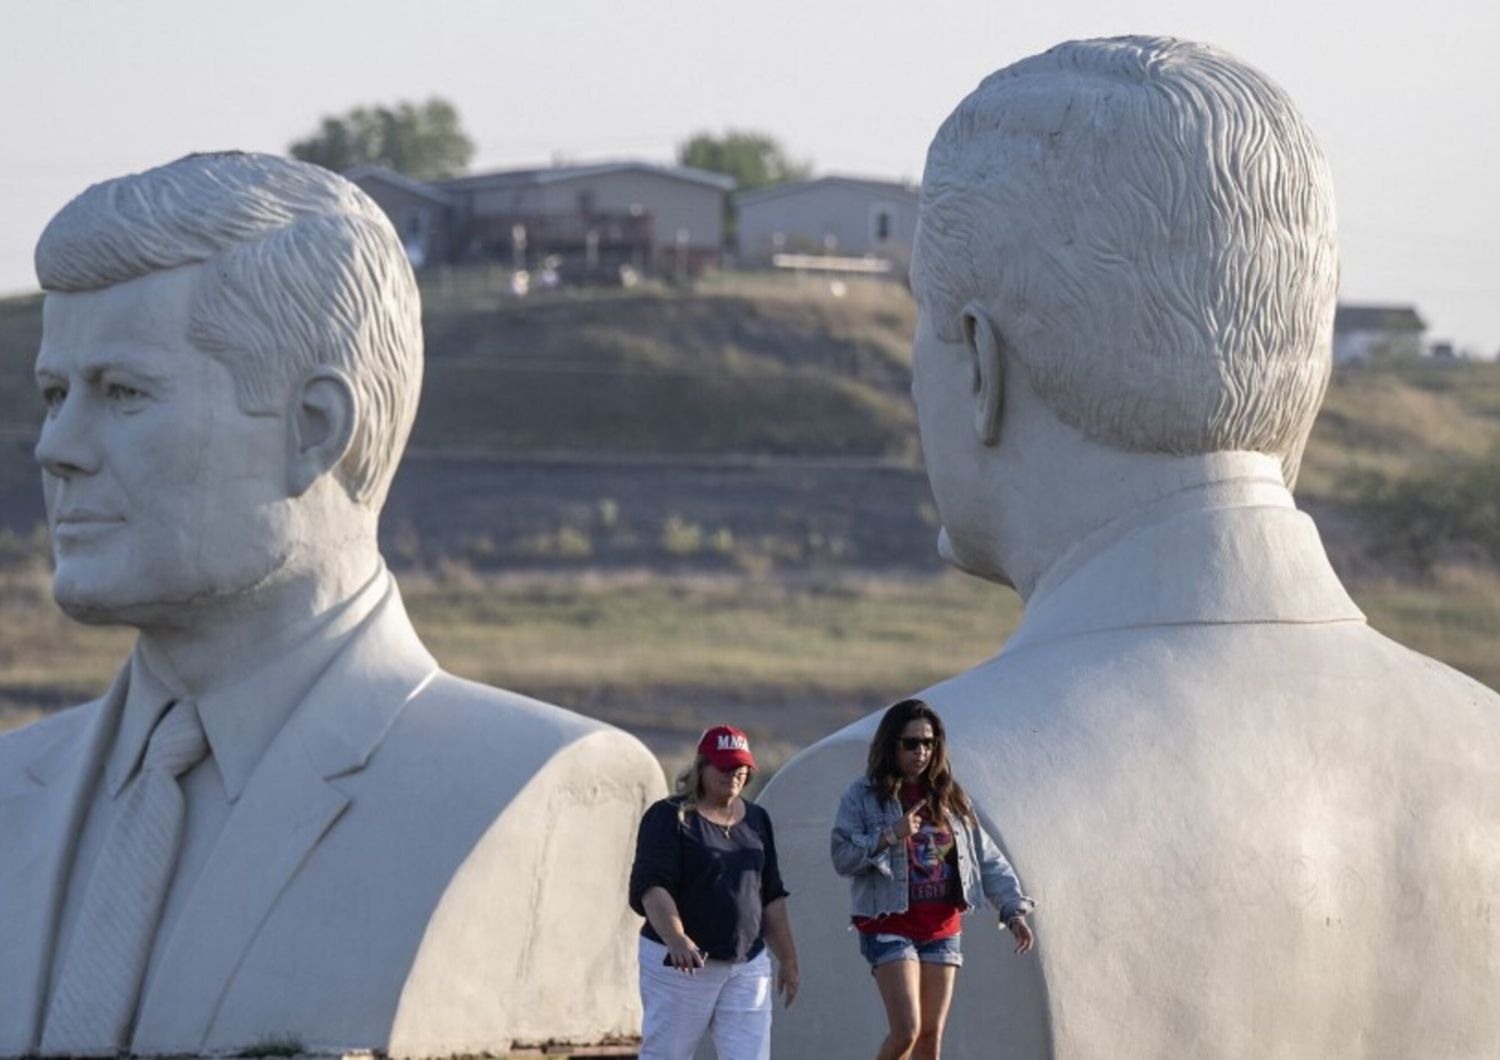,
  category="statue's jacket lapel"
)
[131,586,439,1054]
[0,669,128,1056]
